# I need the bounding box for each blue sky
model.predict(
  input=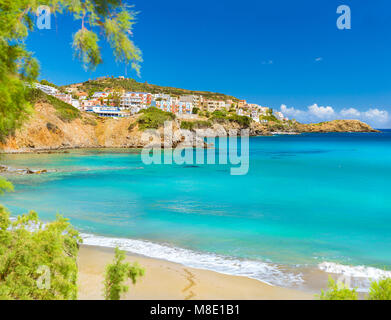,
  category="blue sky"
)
[27,0,391,127]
